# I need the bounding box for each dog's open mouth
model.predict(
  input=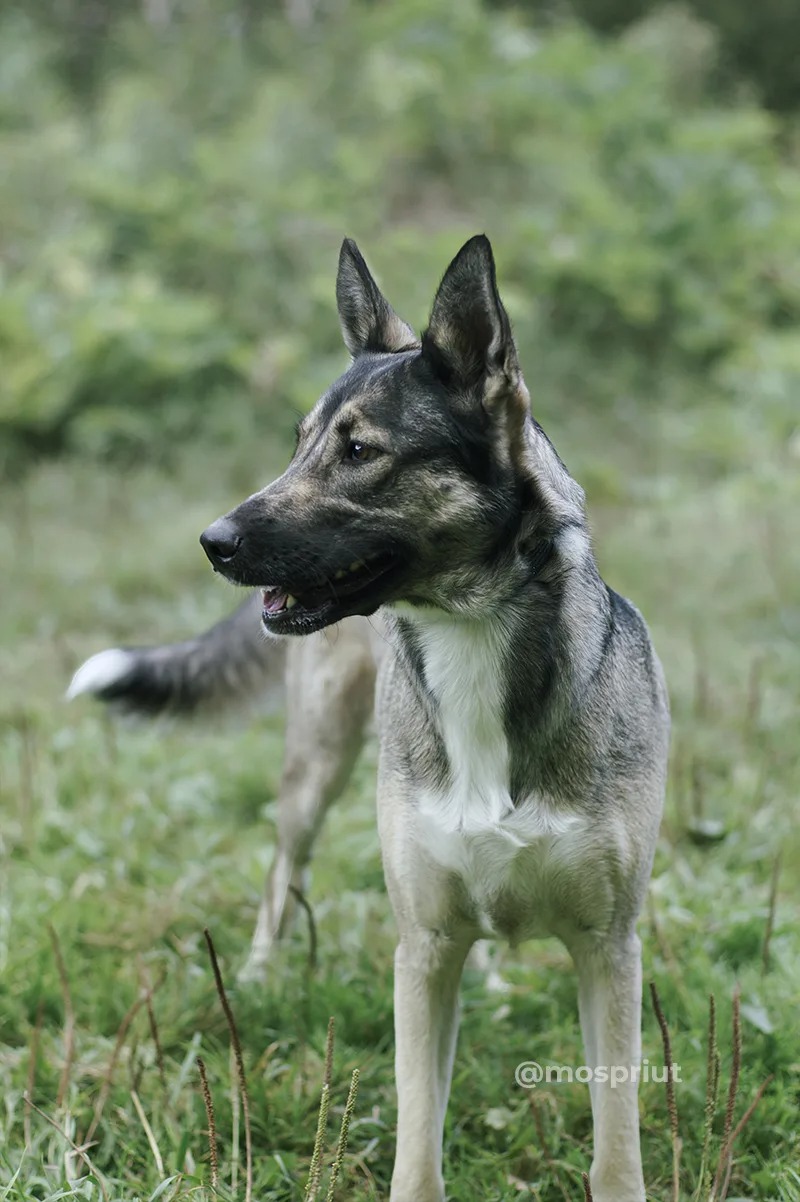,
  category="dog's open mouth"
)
[261,552,399,633]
